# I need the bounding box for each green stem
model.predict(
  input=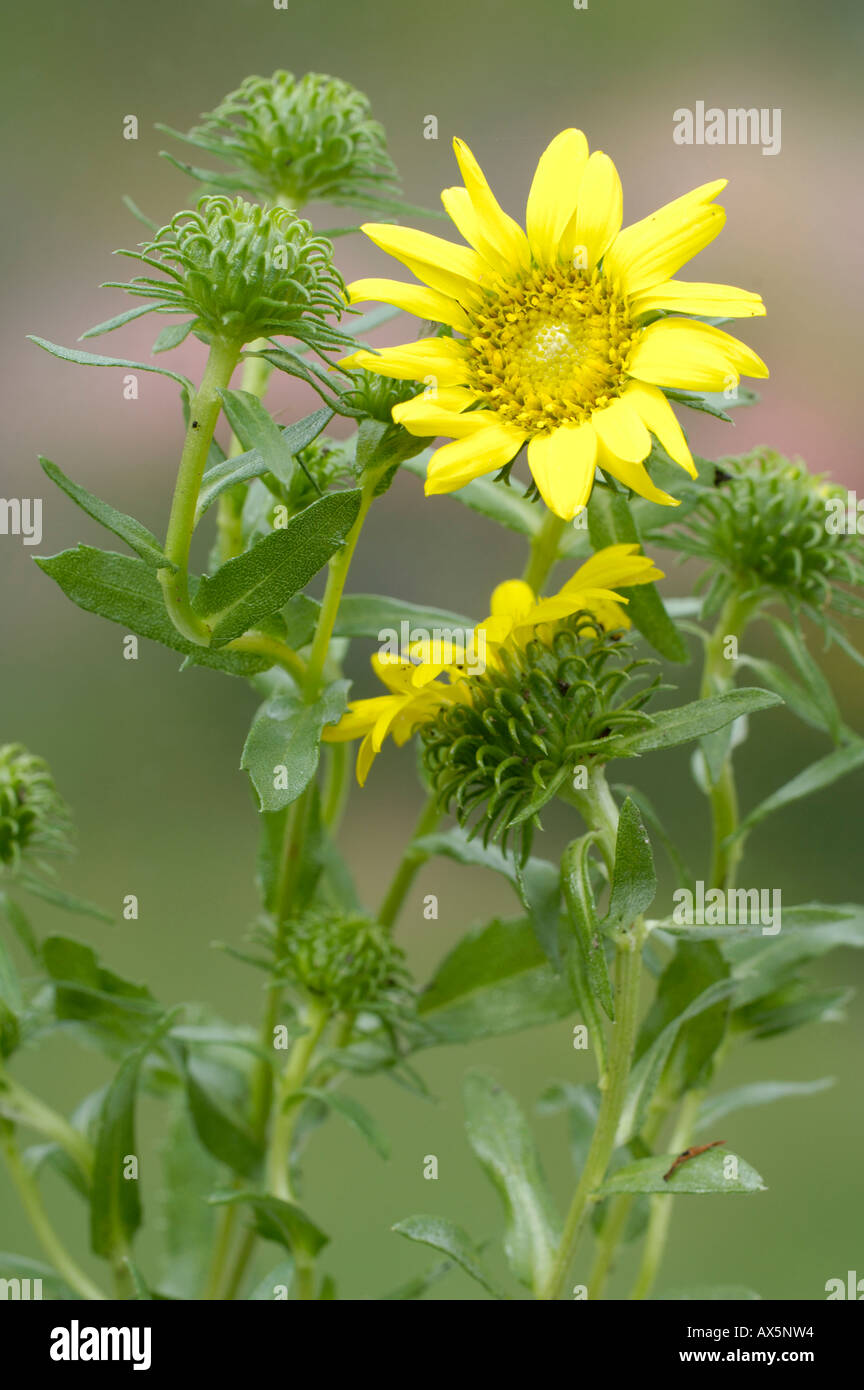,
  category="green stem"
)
[216,349,275,564]
[521,512,567,594]
[0,1126,108,1301]
[160,337,241,643]
[587,1109,665,1299]
[700,592,759,892]
[630,1089,704,1301]
[539,921,644,1301]
[377,794,442,931]
[303,479,377,699]
[266,999,329,1201]
[225,631,306,682]
[322,741,350,833]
